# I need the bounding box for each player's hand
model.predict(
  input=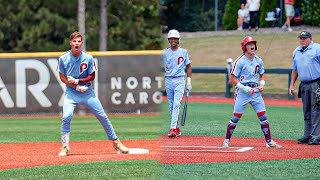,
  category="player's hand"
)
[259,80,265,92]
[258,85,264,92]
[67,76,79,85]
[289,86,294,96]
[242,86,254,95]
[76,85,88,92]
[186,77,192,92]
